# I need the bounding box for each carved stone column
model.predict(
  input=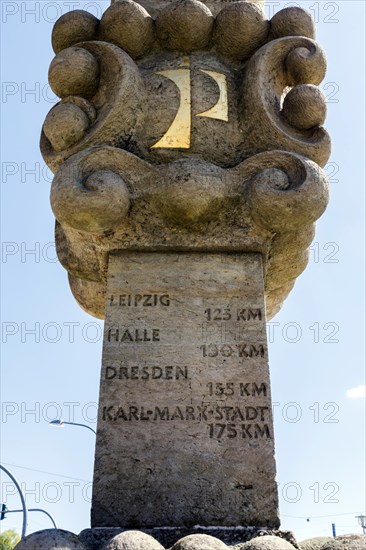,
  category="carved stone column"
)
[38,0,330,546]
